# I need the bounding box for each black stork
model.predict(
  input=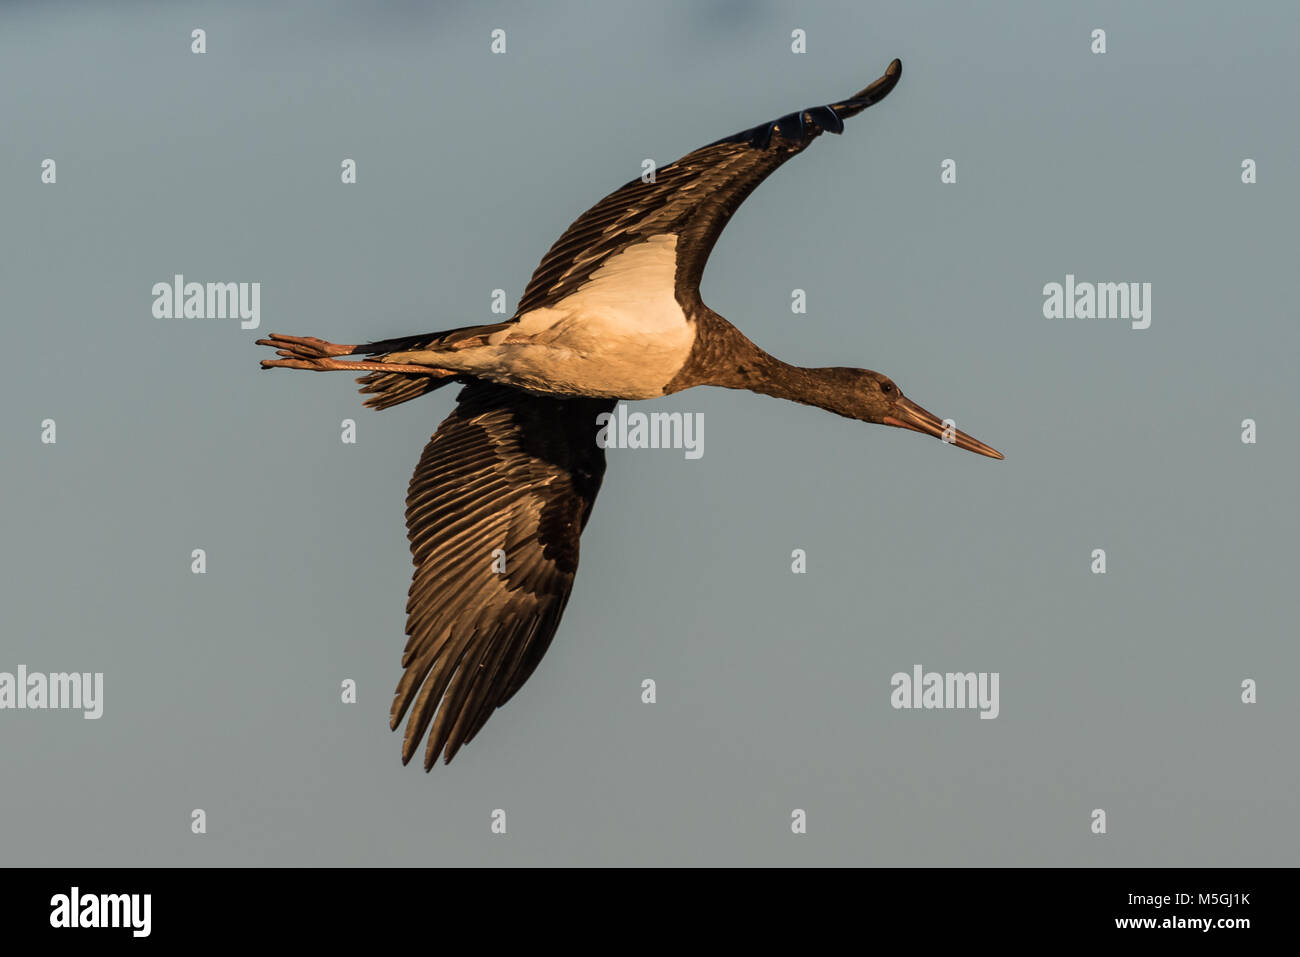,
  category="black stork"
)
[257,58,1002,768]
